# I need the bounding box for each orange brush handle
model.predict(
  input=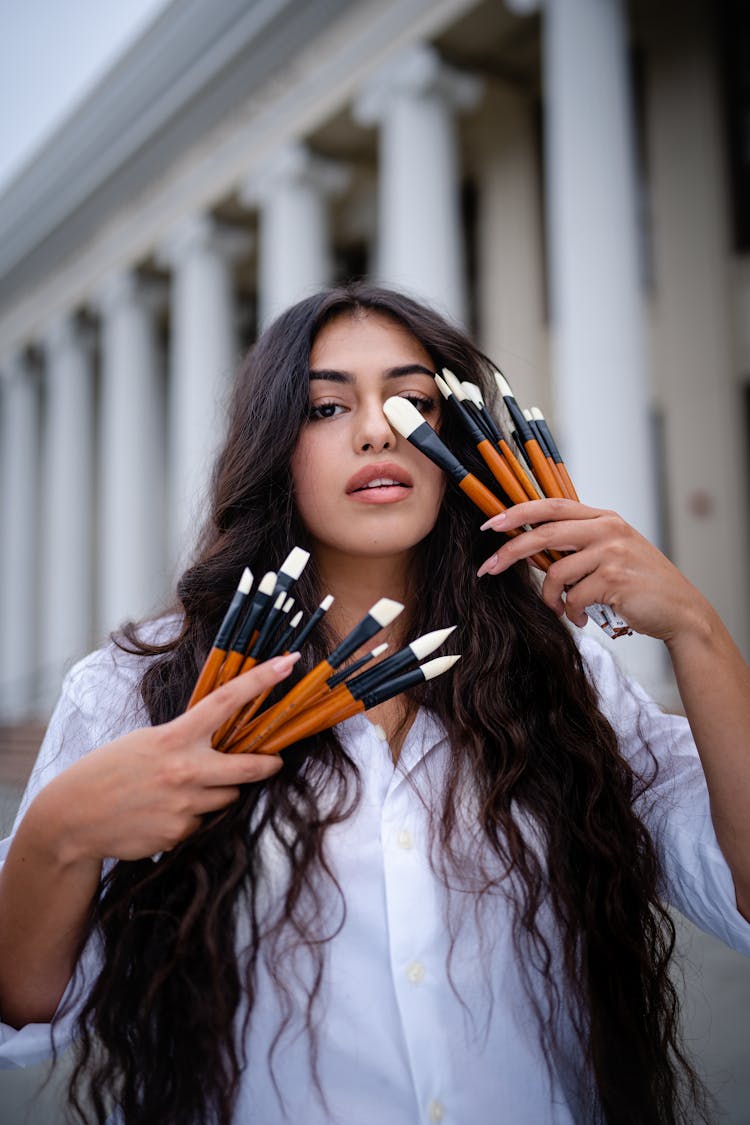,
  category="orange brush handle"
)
[229,659,336,754]
[477,439,532,506]
[237,692,364,756]
[458,475,551,571]
[523,439,565,499]
[497,439,540,500]
[186,648,226,708]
